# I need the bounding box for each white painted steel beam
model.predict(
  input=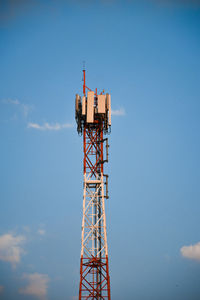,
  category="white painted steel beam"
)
[81,173,108,258]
